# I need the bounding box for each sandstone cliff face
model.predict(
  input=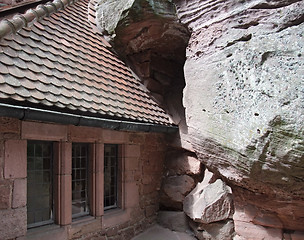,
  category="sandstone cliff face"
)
[176,0,304,233]
[179,0,304,192]
[96,0,304,237]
